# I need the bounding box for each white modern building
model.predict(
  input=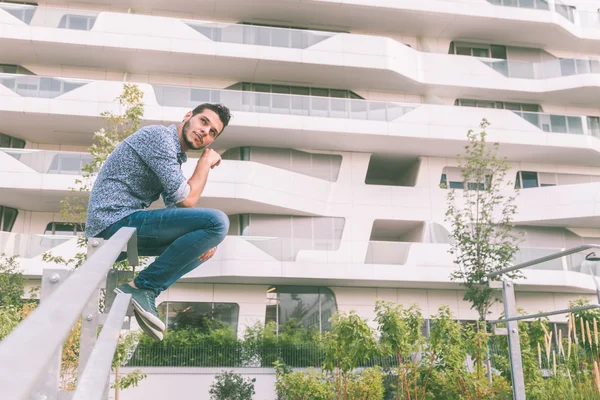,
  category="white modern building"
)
[2,0,600,346]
